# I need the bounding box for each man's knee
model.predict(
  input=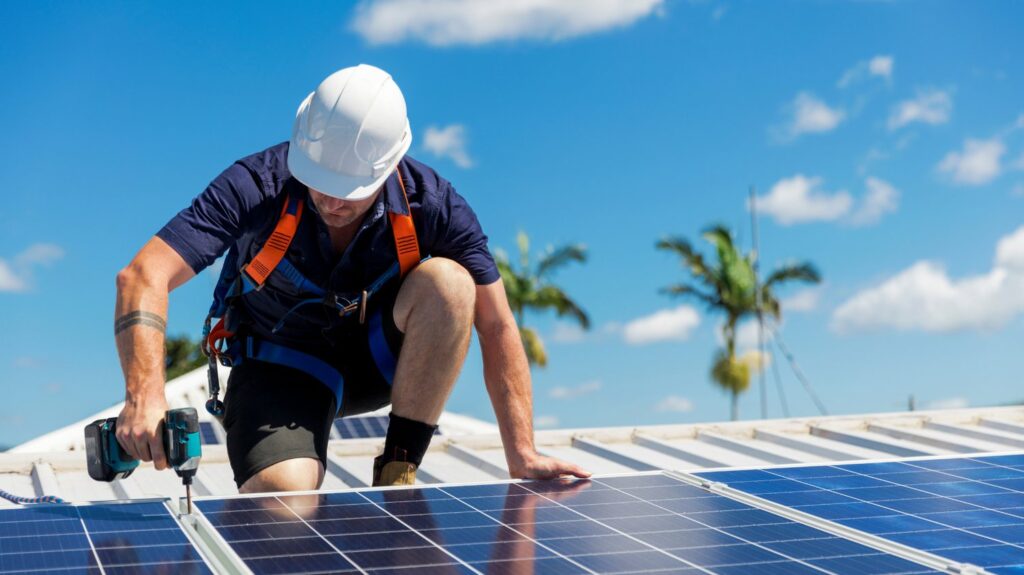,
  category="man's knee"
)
[394,258,475,332]
[238,458,324,494]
